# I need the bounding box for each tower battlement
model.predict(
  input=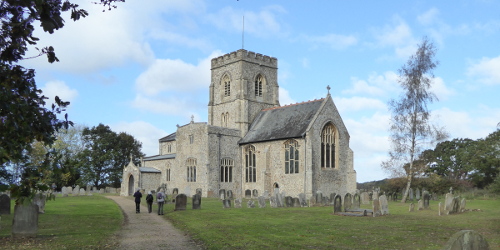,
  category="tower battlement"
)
[211,49,277,69]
